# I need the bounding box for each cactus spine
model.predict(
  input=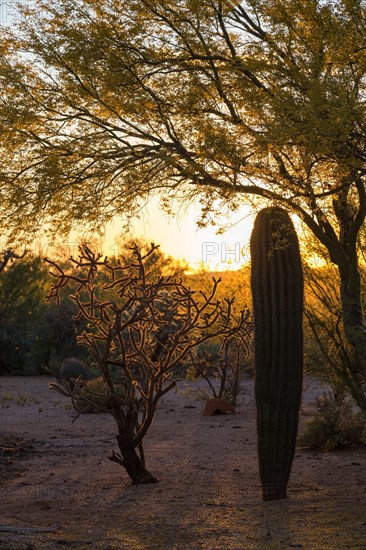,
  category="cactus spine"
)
[250,207,303,501]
